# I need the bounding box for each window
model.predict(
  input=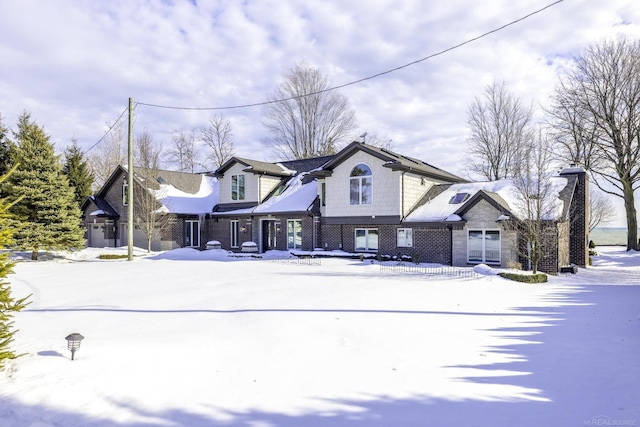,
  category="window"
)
[184,220,200,247]
[350,164,372,205]
[122,182,129,206]
[287,219,302,249]
[321,182,326,206]
[355,228,378,251]
[230,220,239,248]
[231,174,245,200]
[397,228,413,247]
[468,230,500,264]
[449,192,470,204]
